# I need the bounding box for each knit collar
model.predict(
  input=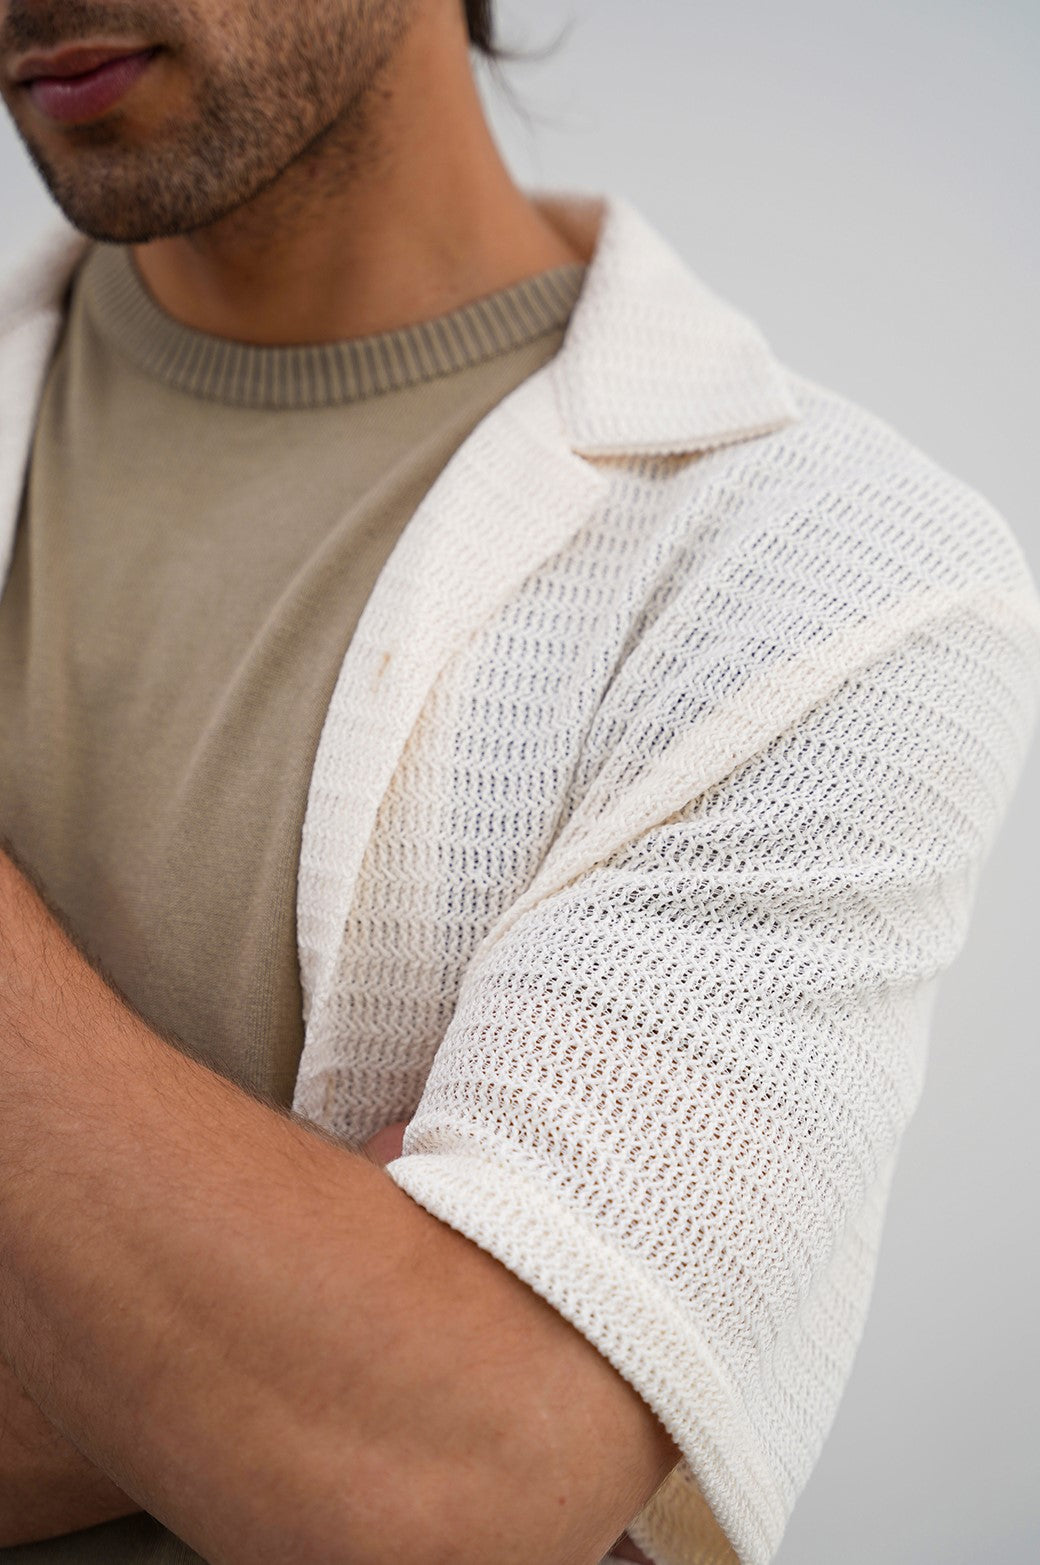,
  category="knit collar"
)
[534,192,800,456]
[0,191,799,457]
